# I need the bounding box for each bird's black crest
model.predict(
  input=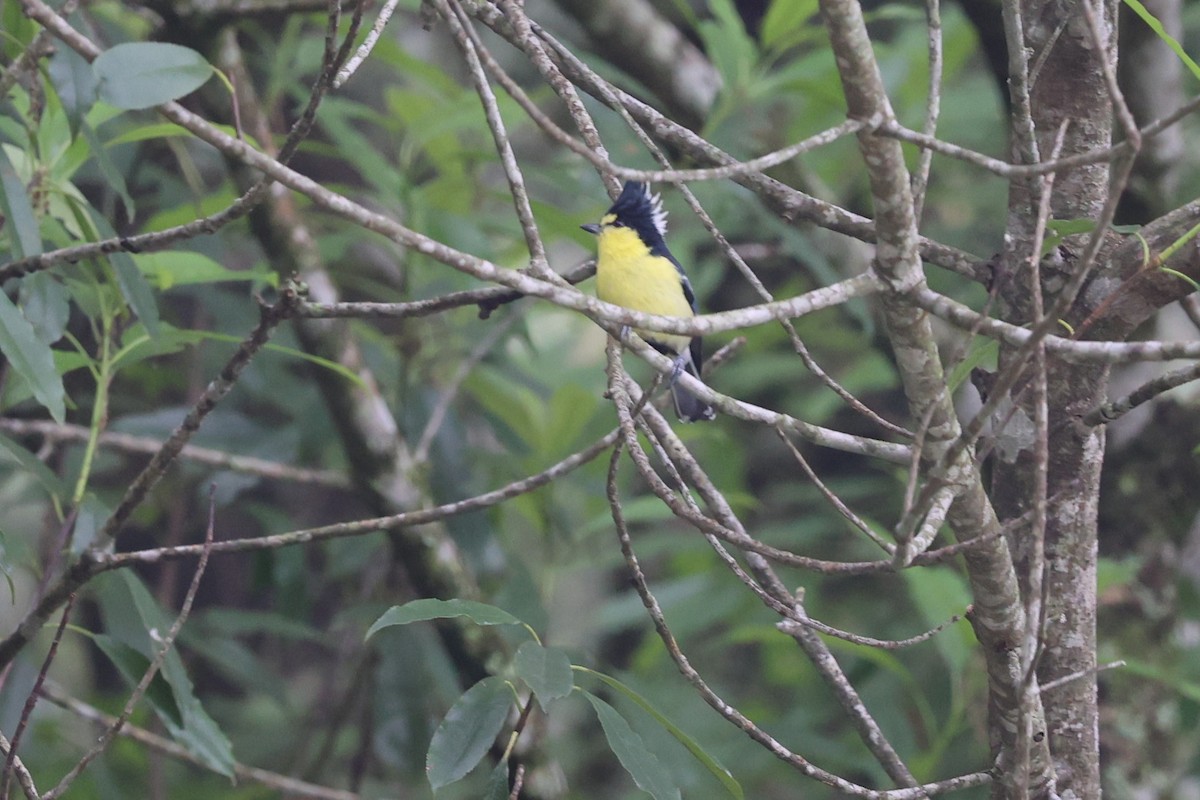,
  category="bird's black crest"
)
[608,181,669,247]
